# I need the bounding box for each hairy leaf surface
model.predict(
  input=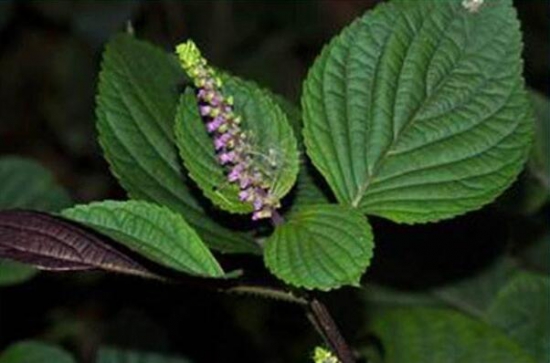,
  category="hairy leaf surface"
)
[96,34,258,254]
[264,204,373,290]
[175,76,299,213]
[302,0,533,223]
[63,200,224,277]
